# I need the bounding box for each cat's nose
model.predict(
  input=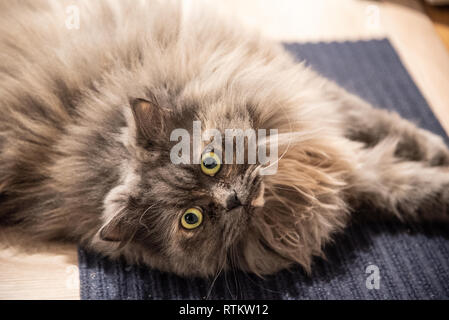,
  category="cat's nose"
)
[225,191,242,211]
